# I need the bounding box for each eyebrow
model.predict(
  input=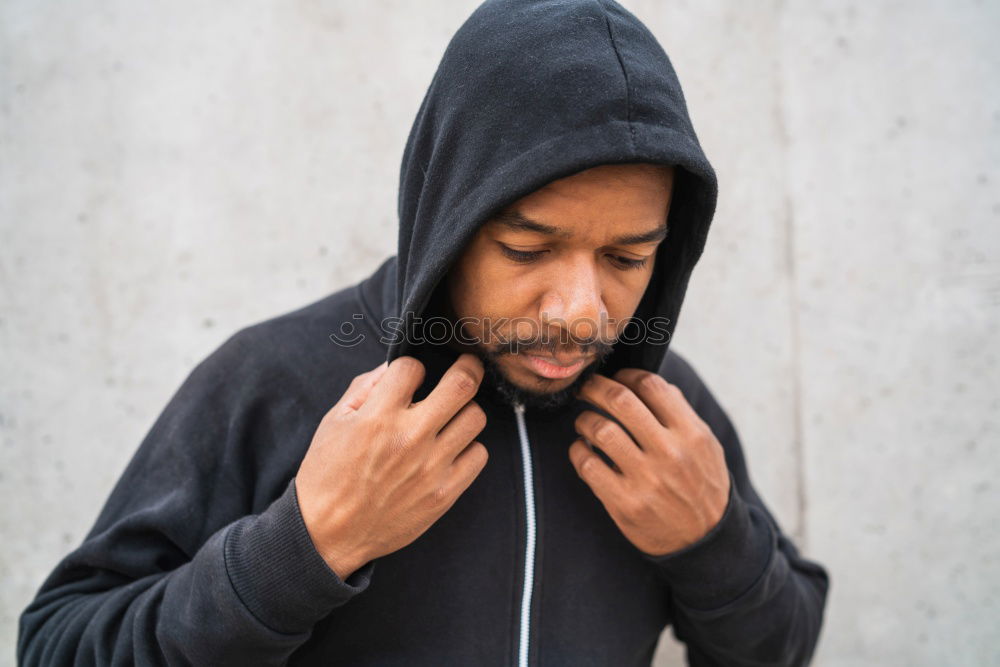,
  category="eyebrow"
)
[491,209,668,246]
